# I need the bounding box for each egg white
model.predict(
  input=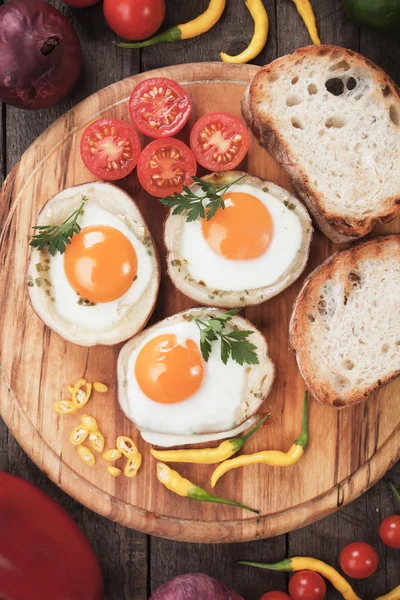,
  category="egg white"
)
[122,320,247,435]
[179,182,303,291]
[48,201,153,331]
